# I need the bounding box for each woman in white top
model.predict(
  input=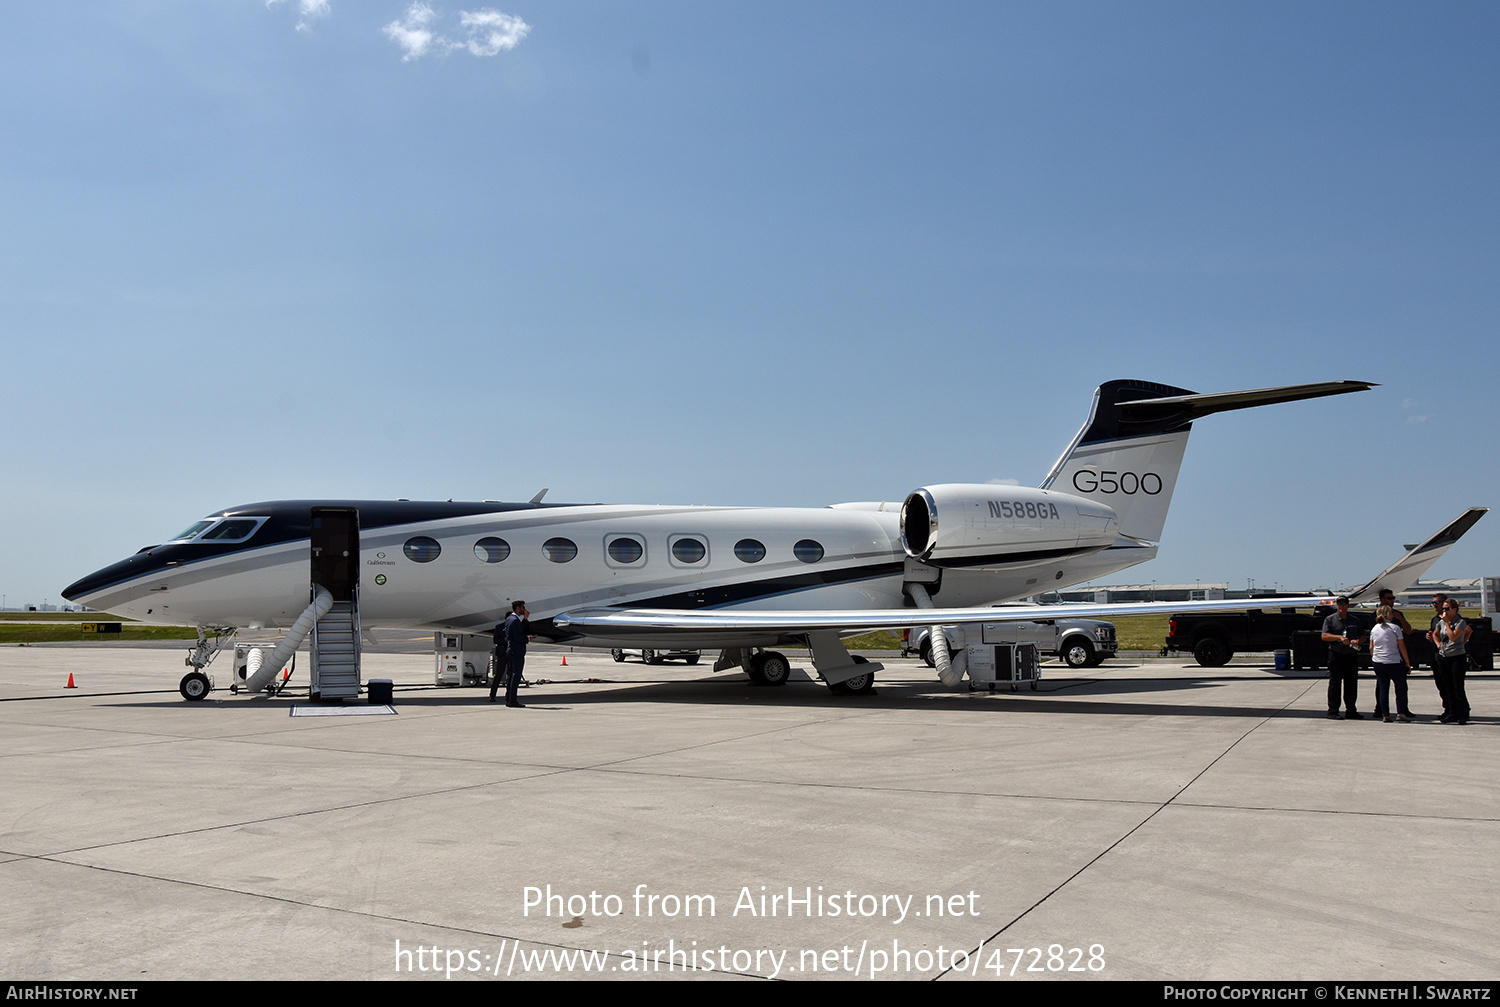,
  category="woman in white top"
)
[1369,605,1412,723]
